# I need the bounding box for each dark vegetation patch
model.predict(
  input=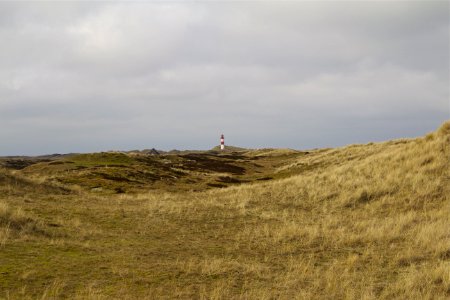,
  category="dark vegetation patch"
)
[207,183,228,188]
[216,154,248,160]
[396,256,425,267]
[257,177,273,181]
[420,157,434,166]
[135,156,174,171]
[1,159,39,170]
[181,154,246,175]
[114,187,126,194]
[439,249,450,260]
